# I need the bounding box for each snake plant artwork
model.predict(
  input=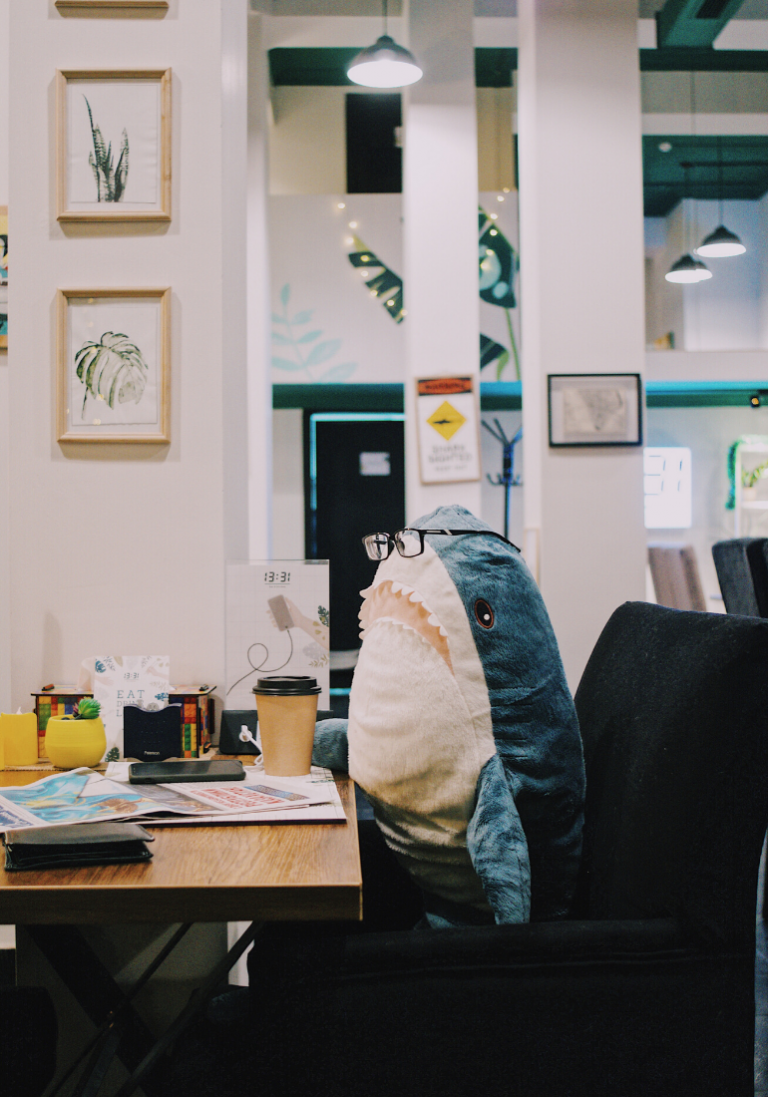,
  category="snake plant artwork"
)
[84,96,129,203]
[272,284,358,383]
[75,331,149,417]
[478,207,520,381]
